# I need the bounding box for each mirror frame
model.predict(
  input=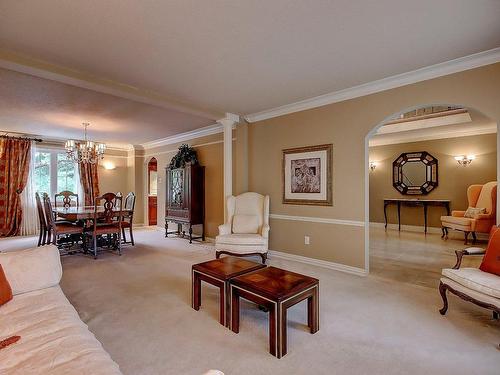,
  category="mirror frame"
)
[392,151,438,195]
